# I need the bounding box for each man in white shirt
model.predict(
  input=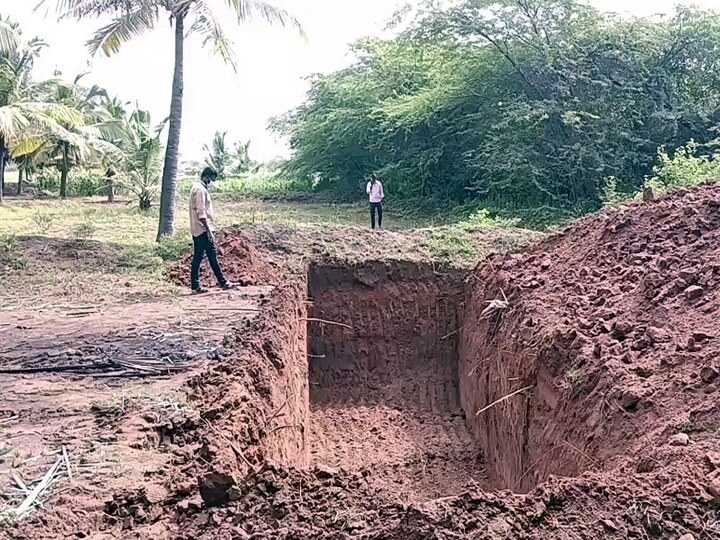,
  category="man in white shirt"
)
[189,168,233,293]
[366,175,385,230]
